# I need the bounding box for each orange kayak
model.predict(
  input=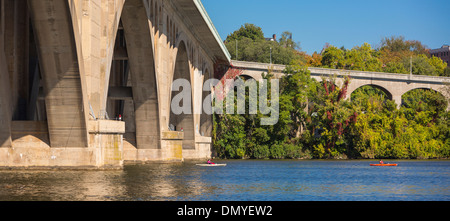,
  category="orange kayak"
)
[370,163,397,166]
